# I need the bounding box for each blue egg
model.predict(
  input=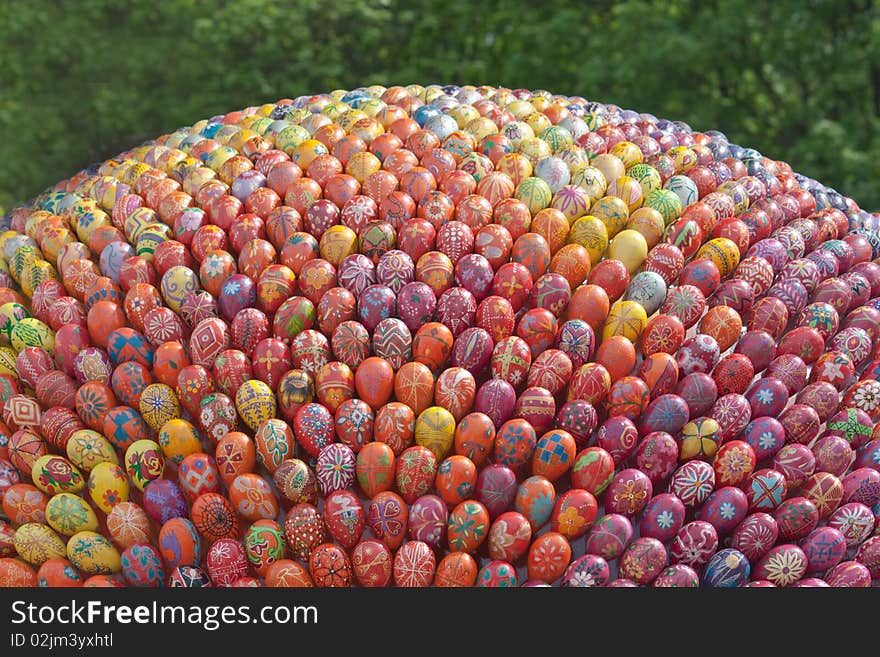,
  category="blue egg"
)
[200,122,223,139]
[413,105,441,127]
[702,548,751,588]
